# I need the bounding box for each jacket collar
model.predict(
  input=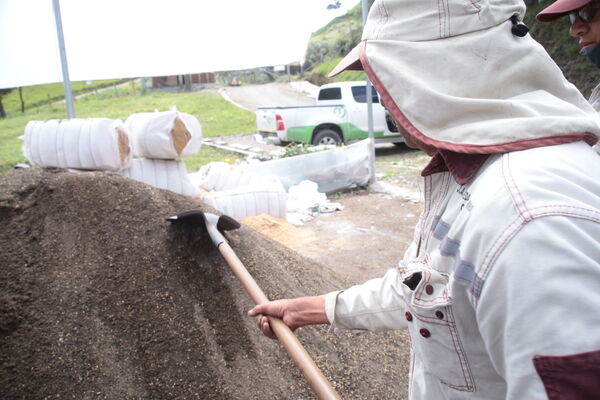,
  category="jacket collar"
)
[422,151,490,185]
